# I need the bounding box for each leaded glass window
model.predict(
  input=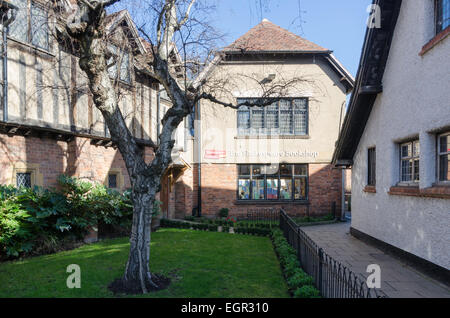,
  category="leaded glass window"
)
[8,1,49,50]
[108,174,118,189]
[16,172,31,188]
[9,0,28,43]
[237,98,308,136]
[108,44,132,83]
[251,107,264,135]
[279,100,293,134]
[266,102,279,134]
[31,3,49,50]
[237,106,250,135]
[293,99,308,135]
[119,51,131,83]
